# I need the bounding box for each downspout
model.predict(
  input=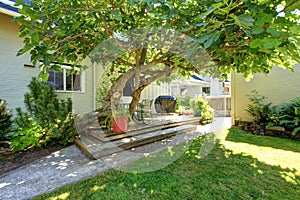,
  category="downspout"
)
[231,71,236,125]
[92,63,96,111]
